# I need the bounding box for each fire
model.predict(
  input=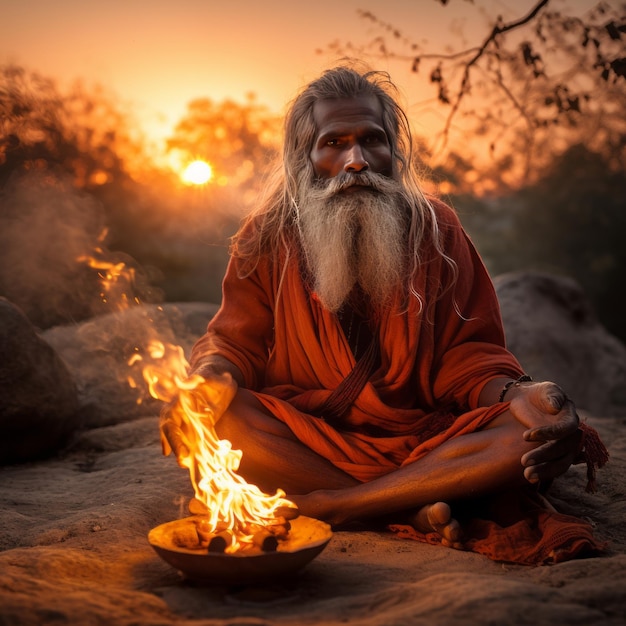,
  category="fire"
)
[132,339,295,553]
[79,237,295,553]
[77,248,138,309]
